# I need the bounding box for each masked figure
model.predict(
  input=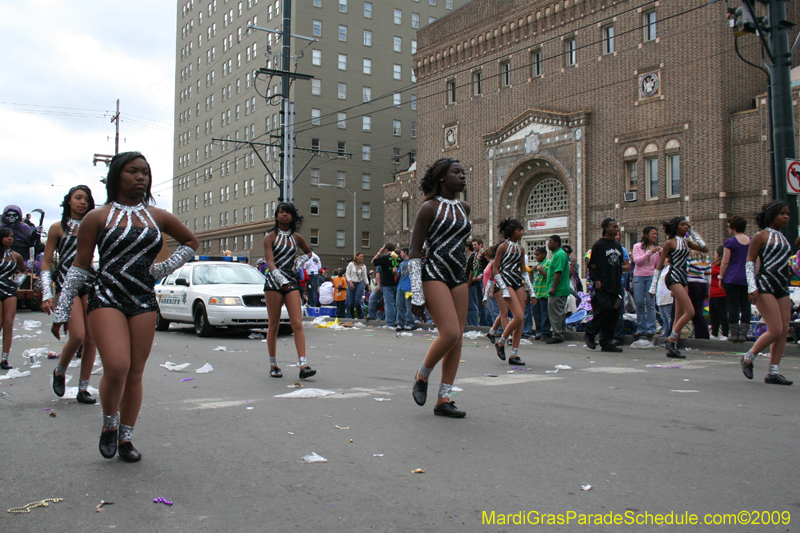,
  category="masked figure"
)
[0,206,41,261]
